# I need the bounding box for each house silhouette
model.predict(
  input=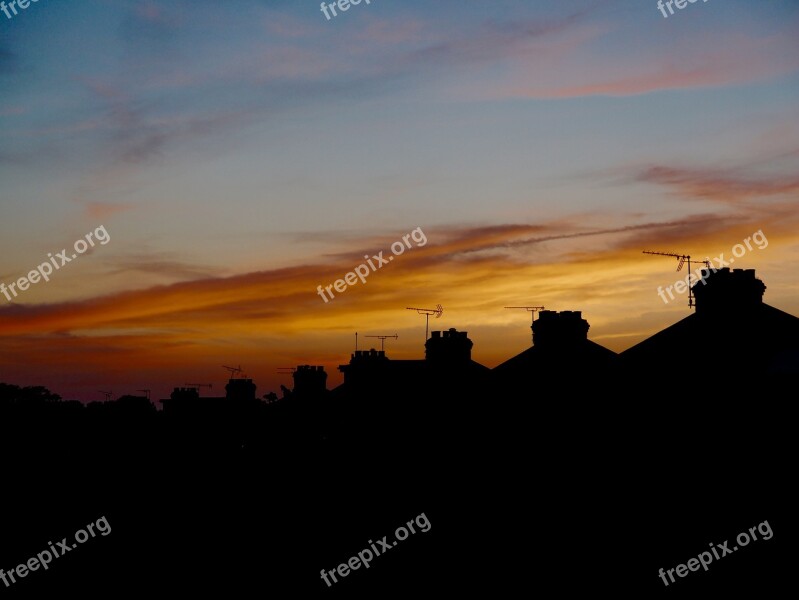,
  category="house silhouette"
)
[621,268,799,375]
[493,310,618,393]
[1,266,795,595]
